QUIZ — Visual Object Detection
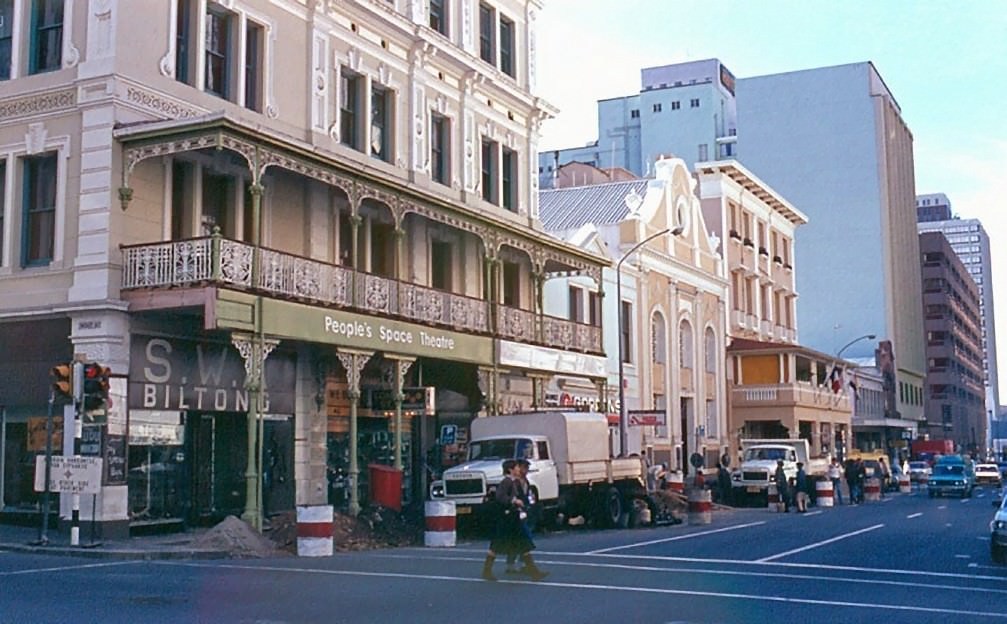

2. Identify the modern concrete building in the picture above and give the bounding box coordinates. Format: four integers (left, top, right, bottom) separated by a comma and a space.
735, 62, 926, 426
539, 157, 730, 475
917, 195, 999, 443
538, 58, 737, 188
919, 232, 986, 453
0, 0, 608, 534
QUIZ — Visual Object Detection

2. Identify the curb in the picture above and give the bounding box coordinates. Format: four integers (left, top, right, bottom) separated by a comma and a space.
0, 542, 231, 561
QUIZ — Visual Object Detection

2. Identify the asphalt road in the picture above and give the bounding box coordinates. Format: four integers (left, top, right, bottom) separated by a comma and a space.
2, 484, 1006, 624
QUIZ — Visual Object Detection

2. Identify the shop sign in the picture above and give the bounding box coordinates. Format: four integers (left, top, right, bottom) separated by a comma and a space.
556, 391, 620, 414
498, 340, 607, 378
214, 292, 494, 366
628, 409, 667, 427
129, 335, 295, 414
129, 411, 185, 446
107, 378, 127, 436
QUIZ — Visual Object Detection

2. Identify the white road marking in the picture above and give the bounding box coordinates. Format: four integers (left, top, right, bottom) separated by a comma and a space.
802, 511, 823, 517
939, 505, 947, 509
755, 524, 885, 563
440, 547, 1007, 582
585, 521, 766, 554
971, 563, 1007, 571
159, 561, 1007, 619
0, 561, 135, 577
374, 553, 1007, 596
979, 536, 992, 541
955, 555, 972, 559
907, 513, 923, 519
961, 499, 971, 504
881, 498, 893, 503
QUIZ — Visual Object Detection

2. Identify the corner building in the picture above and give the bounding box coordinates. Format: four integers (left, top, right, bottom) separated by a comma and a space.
0, 0, 606, 535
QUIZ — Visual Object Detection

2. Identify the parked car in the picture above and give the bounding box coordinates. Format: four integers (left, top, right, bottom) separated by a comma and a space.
976, 463, 1003, 487
908, 461, 932, 483
997, 462, 1007, 479
990, 494, 1007, 564
928, 455, 975, 498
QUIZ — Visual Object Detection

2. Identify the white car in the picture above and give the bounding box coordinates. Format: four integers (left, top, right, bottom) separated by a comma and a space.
976, 463, 1003, 487
907, 461, 931, 483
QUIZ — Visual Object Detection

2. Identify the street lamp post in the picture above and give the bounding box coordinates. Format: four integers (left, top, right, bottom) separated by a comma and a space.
836, 334, 877, 360
617, 225, 683, 457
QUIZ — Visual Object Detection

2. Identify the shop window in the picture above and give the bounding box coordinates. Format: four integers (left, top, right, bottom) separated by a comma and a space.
21, 153, 57, 266
30, 0, 63, 75
430, 239, 452, 290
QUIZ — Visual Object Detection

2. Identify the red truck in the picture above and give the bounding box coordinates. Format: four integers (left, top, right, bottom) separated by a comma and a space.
911, 439, 954, 463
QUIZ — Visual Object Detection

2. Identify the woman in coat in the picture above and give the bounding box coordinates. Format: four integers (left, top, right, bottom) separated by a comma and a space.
481, 460, 547, 581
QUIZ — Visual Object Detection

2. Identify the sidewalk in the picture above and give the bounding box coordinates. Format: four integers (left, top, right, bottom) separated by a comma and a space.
0, 522, 230, 560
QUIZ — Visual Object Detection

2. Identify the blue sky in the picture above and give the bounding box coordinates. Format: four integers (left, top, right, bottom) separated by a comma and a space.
536, 0, 1007, 402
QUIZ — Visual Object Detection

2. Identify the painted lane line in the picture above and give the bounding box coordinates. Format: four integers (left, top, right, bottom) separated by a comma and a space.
971, 563, 1007, 571
372, 553, 1007, 596
955, 555, 972, 559
939, 505, 947, 509
961, 499, 971, 503
802, 511, 823, 517
585, 521, 766, 554
0, 561, 136, 577
881, 498, 893, 503
434, 548, 1007, 582
907, 513, 923, 519
158, 561, 1007, 620
755, 524, 885, 563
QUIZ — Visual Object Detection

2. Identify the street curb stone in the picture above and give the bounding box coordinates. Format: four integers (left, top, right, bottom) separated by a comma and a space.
0, 542, 231, 561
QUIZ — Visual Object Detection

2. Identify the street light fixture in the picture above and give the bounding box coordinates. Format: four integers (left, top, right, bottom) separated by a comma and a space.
836, 334, 877, 360
617, 224, 684, 458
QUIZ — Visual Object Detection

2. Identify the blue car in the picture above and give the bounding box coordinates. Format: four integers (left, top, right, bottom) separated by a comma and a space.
928, 456, 975, 498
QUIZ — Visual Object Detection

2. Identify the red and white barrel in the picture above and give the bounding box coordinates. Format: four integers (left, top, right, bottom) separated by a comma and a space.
767, 483, 782, 512
688, 489, 712, 525
667, 471, 685, 493
898, 474, 911, 493
919, 472, 929, 486
816, 480, 834, 507
864, 478, 881, 501
424, 500, 457, 547
296, 505, 334, 557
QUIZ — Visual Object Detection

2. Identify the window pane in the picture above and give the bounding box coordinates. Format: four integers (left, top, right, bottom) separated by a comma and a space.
430, 114, 449, 185
23, 154, 57, 265
204, 11, 230, 98
175, 0, 191, 84
0, 0, 13, 80
479, 4, 494, 64
429, 0, 447, 35
244, 22, 262, 111
499, 17, 514, 77
371, 87, 391, 161
31, 0, 63, 74
501, 148, 516, 211
481, 140, 496, 204
341, 72, 358, 150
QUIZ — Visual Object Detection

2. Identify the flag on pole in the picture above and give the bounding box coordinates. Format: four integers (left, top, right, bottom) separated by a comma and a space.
828, 365, 843, 394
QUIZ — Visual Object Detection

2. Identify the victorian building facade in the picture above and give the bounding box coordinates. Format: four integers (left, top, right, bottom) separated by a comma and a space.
539, 158, 730, 474
0, 0, 607, 535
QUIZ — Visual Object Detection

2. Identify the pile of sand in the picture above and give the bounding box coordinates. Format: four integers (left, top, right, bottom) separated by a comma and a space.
192, 516, 286, 558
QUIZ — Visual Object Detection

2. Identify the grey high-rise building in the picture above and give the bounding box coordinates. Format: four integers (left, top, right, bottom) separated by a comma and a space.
917, 194, 1000, 443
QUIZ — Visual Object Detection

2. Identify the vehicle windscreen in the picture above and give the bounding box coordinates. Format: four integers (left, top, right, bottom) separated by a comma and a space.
933, 464, 964, 476
744, 448, 788, 461
469, 439, 517, 461
909, 462, 927, 470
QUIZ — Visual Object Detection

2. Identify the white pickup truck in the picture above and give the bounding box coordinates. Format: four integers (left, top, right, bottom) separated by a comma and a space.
731, 438, 830, 501
429, 411, 648, 528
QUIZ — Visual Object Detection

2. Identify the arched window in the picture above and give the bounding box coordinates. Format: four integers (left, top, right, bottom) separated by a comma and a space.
651, 312, 667, 364
705, 327, 717, 373
679, 320, 694, 369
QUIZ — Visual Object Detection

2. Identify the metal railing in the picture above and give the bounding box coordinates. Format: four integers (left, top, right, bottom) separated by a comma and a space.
121, 236, 601, 353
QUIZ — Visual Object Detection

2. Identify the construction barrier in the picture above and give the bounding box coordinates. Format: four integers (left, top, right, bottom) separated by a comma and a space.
767, 483, 784, 512
816, 480, 834, 507
688, 489, 712, 525
296, 505, 334, 557
898, 474, 911, 493
667, 471, 685, 493
424, 500, 457, 547
864, 478, 881, 501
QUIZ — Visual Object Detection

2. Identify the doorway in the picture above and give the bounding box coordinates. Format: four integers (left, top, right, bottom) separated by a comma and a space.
680, 397, 693, 474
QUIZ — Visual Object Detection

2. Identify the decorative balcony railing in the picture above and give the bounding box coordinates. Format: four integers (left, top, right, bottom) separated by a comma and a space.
121, 236, 600, 353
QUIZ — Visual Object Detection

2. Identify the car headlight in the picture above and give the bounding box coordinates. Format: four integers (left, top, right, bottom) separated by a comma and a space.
431, 484, 445, 498
992, 520, 1006, 531
732, 473, 741, 482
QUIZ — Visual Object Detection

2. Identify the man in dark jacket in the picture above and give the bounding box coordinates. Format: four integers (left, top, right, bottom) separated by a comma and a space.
774, 460, 789, 512
481, 459, 547, 582
795, 463, 809, 512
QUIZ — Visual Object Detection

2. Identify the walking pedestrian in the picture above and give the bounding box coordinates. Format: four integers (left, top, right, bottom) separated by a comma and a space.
854, 458, 867, 503
774, 460, 790, 512
717, 460, 733, 506
481, 459, 547, 582
844, 457, 859, 505
795, 463, 809, 512
877, 456, 890, 497
827, 458, 845, 505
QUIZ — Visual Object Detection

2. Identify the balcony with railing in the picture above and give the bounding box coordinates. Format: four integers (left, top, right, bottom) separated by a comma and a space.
121, 236, 602, 354
731, 383, 851, 411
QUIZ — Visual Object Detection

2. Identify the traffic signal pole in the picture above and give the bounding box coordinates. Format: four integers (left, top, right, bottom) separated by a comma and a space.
70, 361, 84, 547
37, 392, 55, 545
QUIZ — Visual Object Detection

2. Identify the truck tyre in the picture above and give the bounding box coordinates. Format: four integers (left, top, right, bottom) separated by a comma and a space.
595, 486, 623, 528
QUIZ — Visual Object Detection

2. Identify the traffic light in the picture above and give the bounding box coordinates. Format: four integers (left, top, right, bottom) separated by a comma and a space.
50, 363, 73, 399
82, 362, 112, 411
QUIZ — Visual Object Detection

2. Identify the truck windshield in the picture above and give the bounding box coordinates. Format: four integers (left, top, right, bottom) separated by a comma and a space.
469, 439, 518, 461
744, 448, 788, 461
934, 464, 964, 475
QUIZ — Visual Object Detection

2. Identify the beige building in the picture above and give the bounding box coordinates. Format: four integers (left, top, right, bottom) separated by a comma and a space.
541, 158, 730, 474
696, 160, 851, 460
0, 0, 608, 534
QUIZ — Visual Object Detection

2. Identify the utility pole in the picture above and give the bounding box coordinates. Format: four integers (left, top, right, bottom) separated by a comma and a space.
70, 359, 84, 547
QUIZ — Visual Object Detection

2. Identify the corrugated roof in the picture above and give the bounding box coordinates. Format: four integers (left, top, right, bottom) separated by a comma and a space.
539, 180, 651, 232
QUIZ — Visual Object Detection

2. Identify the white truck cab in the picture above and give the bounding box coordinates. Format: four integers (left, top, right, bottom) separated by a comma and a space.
731, 439, 828, 499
